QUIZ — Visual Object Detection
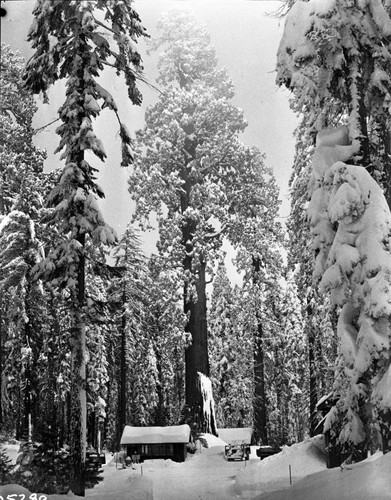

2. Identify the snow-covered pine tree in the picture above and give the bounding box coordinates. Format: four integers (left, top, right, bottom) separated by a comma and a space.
208, 261, 253, 428
23, 1, 147, 494
0, 212, 44, 440
0, 52, 72, 491
276, 274, 309, 444
34, 292, 72, 447
307, 127, 391, 458
0, 44, 47, 216
277, 0, 391, 459
208, 260, 237, 428
223, 145, 283, 445
277, 0, 391, 205
145, 255, 188, 426
84, 268, 110, 455
286, 112, 339, 436
111, 233, 187, 433
110, 226, 152, 442
0, 44, 50, 440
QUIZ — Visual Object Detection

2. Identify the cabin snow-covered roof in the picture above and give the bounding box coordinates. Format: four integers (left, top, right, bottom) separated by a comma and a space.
120, 424, 191, 445
218, 427, 252, 445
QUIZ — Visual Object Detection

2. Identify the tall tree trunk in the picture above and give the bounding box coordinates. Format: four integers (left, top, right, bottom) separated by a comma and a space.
174, 344, 184, 415
118, 289, 127, 448
70, 232, 87, 495
383, 129, 391, 210
0, 293, 3, 429
23, 322, 32, 443
184, 257, 215, 433
306, 301, 318, 437
155, 346, 166, 425
379, 409, 391, 453
88, 410, 96, 449
253, 319, 268, 445
376, 122, 391, 441
252, 256, 268, 445
308, 330, 317, 437
180, 169, 216, 433
345, 54, 370, 168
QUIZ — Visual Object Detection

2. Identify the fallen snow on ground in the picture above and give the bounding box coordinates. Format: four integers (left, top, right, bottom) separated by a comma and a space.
234, 435, 327, 497
1, 436, 390, 500
253, 451, 391, 500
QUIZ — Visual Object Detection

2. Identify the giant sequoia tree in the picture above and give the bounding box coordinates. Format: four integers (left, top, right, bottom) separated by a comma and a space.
130, 11, 282, 433
23, 1, 146, 494
130, 11, 244, 433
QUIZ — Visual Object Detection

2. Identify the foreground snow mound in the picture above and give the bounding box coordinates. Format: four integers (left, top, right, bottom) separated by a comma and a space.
88, 474, 153, 500
234, 436, 326, 496
253, 451, 391, 500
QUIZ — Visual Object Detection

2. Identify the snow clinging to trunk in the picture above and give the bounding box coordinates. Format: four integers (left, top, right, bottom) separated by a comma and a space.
198, 372, 217, 435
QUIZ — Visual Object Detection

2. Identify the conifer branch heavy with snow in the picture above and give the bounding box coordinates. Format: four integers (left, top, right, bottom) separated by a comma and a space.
307, 126, 391, 456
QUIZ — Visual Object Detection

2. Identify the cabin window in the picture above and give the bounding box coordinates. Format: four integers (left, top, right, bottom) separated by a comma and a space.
140, 444, 174, 456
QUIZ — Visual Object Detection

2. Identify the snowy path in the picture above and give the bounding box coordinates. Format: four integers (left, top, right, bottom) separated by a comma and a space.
88, 447, 259, 500
150, 447, 250, 500
87, 437, 329, 500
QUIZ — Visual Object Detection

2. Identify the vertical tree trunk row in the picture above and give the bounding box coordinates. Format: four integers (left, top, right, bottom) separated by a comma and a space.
253, 320, 268, 445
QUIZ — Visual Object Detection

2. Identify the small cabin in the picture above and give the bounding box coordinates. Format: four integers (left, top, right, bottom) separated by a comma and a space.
218, 427, 253, 446
120, 424, 191, 463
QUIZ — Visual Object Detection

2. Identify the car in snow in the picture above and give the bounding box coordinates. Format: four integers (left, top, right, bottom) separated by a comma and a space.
224, 443, 250, 461
256, 445, 281, 460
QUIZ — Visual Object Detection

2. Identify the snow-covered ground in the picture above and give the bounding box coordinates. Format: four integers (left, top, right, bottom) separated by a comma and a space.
1, 435, 390, 499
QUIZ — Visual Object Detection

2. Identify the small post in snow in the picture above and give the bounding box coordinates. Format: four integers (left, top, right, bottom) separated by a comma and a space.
289, 464, 292, 485
141, 465, 143, 476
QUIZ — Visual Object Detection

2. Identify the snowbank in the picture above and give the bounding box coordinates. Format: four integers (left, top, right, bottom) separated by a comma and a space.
87, 474, 153, 500
234, 435, 326, 496
252, 451, 391, 500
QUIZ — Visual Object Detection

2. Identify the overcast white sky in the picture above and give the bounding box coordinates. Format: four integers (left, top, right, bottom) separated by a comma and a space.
1, 0, 298, 256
